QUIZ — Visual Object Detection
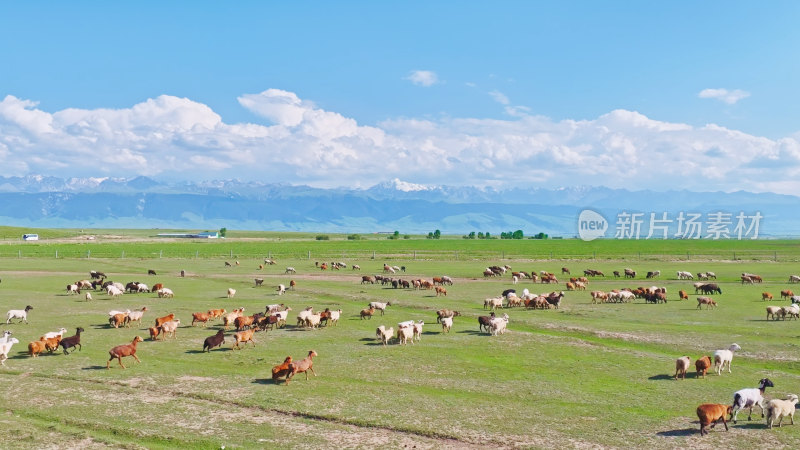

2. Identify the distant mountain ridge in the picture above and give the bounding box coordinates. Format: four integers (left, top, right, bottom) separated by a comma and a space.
0, 176, 797, 237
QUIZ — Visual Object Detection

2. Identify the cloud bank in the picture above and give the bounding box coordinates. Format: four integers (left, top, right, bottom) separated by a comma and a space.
698, 88, 751, 105
0, 90, 798, 195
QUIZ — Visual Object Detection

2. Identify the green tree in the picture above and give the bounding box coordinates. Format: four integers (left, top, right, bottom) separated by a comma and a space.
477, 232, 484, 239
434, 229, 441, 239
218, 227, 227, 237
512, 230, 524, 239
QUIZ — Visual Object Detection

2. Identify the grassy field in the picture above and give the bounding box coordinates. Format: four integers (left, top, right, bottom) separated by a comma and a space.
1, 235, 800, 449
2, 226, 800, 262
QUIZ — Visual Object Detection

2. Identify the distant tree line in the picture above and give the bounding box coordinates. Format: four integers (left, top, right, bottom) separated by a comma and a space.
462, 230, 548, 240
462, 231, 493, 239
316, 229, 548, 240
500, 230, 525, 239
426, 229, 441, 239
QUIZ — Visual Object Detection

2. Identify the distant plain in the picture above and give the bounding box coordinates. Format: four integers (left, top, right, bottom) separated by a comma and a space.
0, 229, 799, 448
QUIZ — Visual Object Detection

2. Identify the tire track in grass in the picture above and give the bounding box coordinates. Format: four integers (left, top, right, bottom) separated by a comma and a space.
0, 371, 490, 449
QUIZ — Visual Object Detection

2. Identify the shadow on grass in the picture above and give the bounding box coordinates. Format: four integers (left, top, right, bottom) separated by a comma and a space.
652, 370, 711, 380
656, 428, 696, 437
82, 365, 108, 370
458, 330, 484, 335
185, 348, 231, 354
9, 352, 34, 360
252, 378, 275, 385
648, 374, 675, 380
285, 327, 317, 332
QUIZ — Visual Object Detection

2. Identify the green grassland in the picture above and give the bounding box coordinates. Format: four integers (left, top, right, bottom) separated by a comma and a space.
2, 226, 800, 262
1, 234, 800, 448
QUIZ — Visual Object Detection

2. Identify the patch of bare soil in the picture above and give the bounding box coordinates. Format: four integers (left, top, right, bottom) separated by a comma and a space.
44, 436, 118, 450
645, 416, 792, 449
537, 322, 671, 345
137, 386, 486, 449
176, 375, 214, 383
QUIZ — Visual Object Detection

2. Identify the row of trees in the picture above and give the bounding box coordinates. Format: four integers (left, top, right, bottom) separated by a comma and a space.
462, 231, 493, 239
222, 227, 546, 241
424, 230, 551, 239
499, 230, 524, 239
461, 230, 549, 240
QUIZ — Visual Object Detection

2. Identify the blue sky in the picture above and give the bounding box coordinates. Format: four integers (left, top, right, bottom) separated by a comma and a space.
1, 2, 799, 194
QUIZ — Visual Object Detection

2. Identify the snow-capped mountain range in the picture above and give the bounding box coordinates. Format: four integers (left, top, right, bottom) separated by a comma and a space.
0, 175, 797, 237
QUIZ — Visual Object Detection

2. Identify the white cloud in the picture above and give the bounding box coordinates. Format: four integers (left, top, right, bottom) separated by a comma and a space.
489, 90, 509, 105
0, 91, 798, 195
0, 95, 54, 134
698, 88, 751, 105
406, 70, 438, 87
238, 89, 307, 127
504, 105, 531, 117
488, 90, 531, 117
